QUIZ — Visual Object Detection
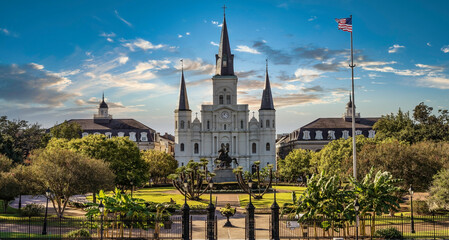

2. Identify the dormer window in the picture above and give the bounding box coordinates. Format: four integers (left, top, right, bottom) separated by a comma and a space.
129, 132, 136, 141
105, 132, 112, 139
368, 130, 376, 138
82, 132, 89, 138
303, 131, 311, 140
328, 130, 336, 140
342, 130, 349, 139
140, 132, 148, 142
355, 130, 363, 136
315, 131, 323, 140
118, 132, 125, 137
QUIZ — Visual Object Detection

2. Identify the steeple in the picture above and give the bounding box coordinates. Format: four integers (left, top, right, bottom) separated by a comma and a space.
215, 5, 234, 76
178, 61, 190, 111
99, 92, 108, 109
260, 59, 275, 110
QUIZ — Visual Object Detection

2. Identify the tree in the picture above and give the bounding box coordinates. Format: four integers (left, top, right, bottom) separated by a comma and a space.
314, 135, 374, 177
0, 116, 46, 163
46, 135, 149, 190
0, 171, 20, 213
351, 168, 402, 236
355, 139, 447, 191
278, 149, 312, 183
27, 148, 115, 217
234, 161, 274, 199
0, 154, 12, 172
428, 168, 449, 210
373, 109, 416, 143
50, 121, 82, 140
168, 159, 213, 200
141, 150, 177, 184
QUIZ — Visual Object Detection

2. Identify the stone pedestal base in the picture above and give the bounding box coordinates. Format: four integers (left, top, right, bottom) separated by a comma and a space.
212, 168, 236, 183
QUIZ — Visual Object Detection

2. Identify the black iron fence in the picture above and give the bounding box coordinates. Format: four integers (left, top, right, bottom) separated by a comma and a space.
0, 216, 187, 239
277, 214, 449, 239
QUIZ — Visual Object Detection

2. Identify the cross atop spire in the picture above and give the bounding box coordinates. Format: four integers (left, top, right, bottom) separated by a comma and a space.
222, 4, 227, 16
215, 6, 234, 76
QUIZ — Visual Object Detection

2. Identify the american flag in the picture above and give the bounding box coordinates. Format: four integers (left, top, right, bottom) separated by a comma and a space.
335, 17, 352, 32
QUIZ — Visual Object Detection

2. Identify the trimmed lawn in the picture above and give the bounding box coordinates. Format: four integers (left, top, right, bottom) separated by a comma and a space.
238, 186, 306, 208
0, 232, 58, 238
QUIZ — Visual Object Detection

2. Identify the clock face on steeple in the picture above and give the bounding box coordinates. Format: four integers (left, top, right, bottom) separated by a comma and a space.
221, 111, 230, 119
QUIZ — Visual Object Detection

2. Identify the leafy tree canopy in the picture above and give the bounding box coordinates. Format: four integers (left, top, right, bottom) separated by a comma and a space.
141, 150, 177, 184
278, 148, 313, 183
428, 168, 449, 211
50, 121, 82, 140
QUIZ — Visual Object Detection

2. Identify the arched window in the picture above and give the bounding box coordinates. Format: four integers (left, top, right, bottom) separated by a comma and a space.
207, 120, 210, 130
226, 95, 231, 104
252, 143, 257, 154
194, 143, 199, 154
266, 120, 270, 128
175, 121, 177, 130
240, 120, 244, 129
219, 95, 224, 104
266, 143, 270, 151
260, 121, 263, 128
180, 120, 185, 129
180, 143, 185, 151
224, 124, 227, 130
82, 132, 89, 138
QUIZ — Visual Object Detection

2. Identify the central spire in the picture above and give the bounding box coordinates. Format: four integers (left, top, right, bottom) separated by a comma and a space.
215, 5, 234, 76
178, 60, 190, 111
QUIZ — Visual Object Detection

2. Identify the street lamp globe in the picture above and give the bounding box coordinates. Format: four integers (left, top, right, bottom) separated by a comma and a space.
248, 178, 253, 188
99, 201, 105, 213
354, 199, 360, 212
209, 179, 214, 189
409, 185, 414, 196
183, 179, 188, 189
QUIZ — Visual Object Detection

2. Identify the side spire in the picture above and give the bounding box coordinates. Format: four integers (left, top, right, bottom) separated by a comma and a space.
215, 5, 234, 76
260, 59, 275, 110
178, 60, 190, 111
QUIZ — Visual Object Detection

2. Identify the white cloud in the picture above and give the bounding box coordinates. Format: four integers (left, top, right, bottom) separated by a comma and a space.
0, 28, 10, 35
174, 58, 214, 75
118, 56, 129, 64
308, 16, 317, 21
417, 76, 449, 89
388, 44, 405, 53
100, 32, 116, 38
210, 41, 219, 47
30, 63, 44, 70
211, 21, 223, 27
178, 34, 183, 38
427, 42, 432, 47
122, 38, 167, 51
441, 45, 449, 53
186, 32, 190, 36
114, 10, 133, 27
294, 68, 322, 83
235, 45, 261, 54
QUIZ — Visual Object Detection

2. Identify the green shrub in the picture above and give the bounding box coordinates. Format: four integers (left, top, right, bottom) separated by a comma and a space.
67, 229, 91, 239
374, 227, 402, 239
20, 204, 44, 217
415, 200, 430, 214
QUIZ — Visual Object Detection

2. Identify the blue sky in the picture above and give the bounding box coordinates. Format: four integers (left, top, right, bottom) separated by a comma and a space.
1, 0, 449, 134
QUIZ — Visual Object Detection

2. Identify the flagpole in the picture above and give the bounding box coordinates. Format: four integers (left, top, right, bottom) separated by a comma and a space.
349, 14, 357, 181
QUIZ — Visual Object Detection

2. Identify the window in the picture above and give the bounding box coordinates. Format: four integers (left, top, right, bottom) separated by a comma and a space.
223, 54, 228, 67
260, 121, 263, 128
241, 120, 244, 129
105, 132, 112, 139
180, 143, 185, 151
207, 120, 210, 130
315, 131, 323, 140
175, 121, 177, 130
129, 132, 136, 141
140, 132, 148, 141
219, 95, 224, 104
266, 143, 270, 151
368, 130, 376, 138
94, 132, 100, 135
355, 130, 363, 136
328, 130, 336, 140
82, 132, 89, 138
273, 120, 275, 128
266, 120, 270, 128
224, 124, 227, 130
180, 120, 185, 129
303, 131, 311, 140
194, 143, 199, 154
118, 132, 125, 137
252, 143, 257, 154
342, 130, 349, 139
226, 95, 231, 104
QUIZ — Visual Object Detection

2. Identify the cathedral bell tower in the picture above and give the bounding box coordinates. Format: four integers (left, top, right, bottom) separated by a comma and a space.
174, 62, 192, 163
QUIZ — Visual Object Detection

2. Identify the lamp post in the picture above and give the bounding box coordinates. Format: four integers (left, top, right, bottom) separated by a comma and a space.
355, 198, 360, 240
409, 185, 415, 234
42, 187, 51, 235
99, 201, 105, 240
182, 179, 190, 240
207, 179, 215, 240
246, 178, 255, 240
271, 175, 280, 240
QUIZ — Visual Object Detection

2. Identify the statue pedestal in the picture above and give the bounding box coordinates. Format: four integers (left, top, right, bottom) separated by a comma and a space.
212, 168, 236, 183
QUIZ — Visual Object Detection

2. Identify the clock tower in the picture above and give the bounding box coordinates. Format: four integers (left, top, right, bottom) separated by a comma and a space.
174, 9, 276, 172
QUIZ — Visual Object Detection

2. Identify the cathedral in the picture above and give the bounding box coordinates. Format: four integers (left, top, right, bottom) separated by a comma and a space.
174, 12, 276, 171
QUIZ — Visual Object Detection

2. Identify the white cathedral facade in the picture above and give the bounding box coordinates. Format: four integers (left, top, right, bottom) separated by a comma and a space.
174, 13, 276, 172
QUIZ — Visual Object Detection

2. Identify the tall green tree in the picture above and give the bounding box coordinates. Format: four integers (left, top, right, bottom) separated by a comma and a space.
428, 168, 449, 210
46, 135, 149, 190
0, 154, 12, 172
141, 150, 177, 184
0, 171, 20, 213
0, 116, 46, 163
278, 149, 312, 183
27, 148, 115, 217
50, 121, 82, 140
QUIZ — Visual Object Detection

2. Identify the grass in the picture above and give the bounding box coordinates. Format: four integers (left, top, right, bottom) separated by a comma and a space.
0, 232, 59, 238
238, 186, 306, 208
86, 186, 209, 207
